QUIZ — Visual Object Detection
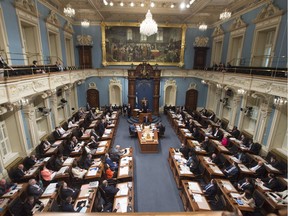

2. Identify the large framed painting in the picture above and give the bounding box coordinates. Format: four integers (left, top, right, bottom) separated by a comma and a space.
101, 22, 187, 67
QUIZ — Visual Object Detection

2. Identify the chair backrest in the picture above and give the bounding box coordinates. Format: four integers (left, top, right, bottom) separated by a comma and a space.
8, 197, 24, 216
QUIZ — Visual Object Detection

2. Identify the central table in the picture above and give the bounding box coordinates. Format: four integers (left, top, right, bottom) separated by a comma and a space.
137, 131, 159, 153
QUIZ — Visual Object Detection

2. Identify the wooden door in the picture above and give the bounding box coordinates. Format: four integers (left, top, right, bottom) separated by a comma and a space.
77, 45, 92, 69
87, 89, 99, 109
185, 89, 198, 113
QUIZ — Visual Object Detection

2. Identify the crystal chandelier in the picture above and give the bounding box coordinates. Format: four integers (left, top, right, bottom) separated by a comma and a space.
81, 19, 90, 28
140, 10, 158, 37
219, 8, 231, 20
274, 97, 287, 106
64, 4, 75, 17
199, 23, 207, 31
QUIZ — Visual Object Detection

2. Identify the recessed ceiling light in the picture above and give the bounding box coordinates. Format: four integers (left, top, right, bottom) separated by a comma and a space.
109, 1, 114, 6
186, 4, 190, 8
180, 2, 185, 9
130, 2, 134, 7
120, 2, 124, 6
103, 0, 108, 5
190, 0, 195, 4
140, 2, 144, 7
150, 2, 155, 8
170, 3, 174, 8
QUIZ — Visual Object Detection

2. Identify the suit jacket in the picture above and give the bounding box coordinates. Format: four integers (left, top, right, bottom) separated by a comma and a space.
53, 130, 61, 140
211, 156, 221, 167
23, 157, 36, 170
103, 185, 119, 197
263, 178, 279, 191
62, 202, 76, 212
204, 183, 217, 197
180, 147, 189, 159
83, 158, 93, 170
28, 184, 43, 198
225, 165, 239, 177
13, 168, 25, 181
61, 188, 77, 200
235, 153, 248, 164
191, 130, 199, 139
231, 130, 240, 139
254, 165, 266, 178
201, 141, 209, 152
213, 129, 223, 140
98, 123, 105, 137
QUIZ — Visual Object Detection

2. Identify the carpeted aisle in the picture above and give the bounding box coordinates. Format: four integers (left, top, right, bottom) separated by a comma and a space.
113, 114, 184, 212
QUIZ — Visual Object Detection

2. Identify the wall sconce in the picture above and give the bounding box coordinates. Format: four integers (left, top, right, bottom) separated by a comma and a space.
201, 80, 208, 84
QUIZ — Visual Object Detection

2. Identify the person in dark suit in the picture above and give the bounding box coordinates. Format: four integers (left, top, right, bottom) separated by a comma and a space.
101, 180, 119, 198
186, 119, 194, 132
27, 179, 43, 199
23, 155, 37, 170
213, 127, 223, 140
54, 154, 64, 171
60, 182, 78, 200
224, 162, 239, 178
87, 136, 98, 149
12, 164, 26, 181
203, 179, 217, 199
0, 178, 16, 197
236, 177, 254, 193
90, 129, 100, 141
127, 104, 132, 118
248, 141, 260, 154
230, 126, 240, 139
250, 161, 266, 178
191, 127, 199, 140
23, 196, 43, 216
200, 136, 210, 152
210, 153, 222, 167
62, 196, 77, 212
62, 141, 74, 157
234, 151, 248, 164
83, 154, 93, 170
239, 135, 249, 147
179, 143, 190, 159
32, 60, 45, 74
261, 173, 280, 191
269, 156, 281, 170
98, 119, 106, 137
53, 127, 62, 140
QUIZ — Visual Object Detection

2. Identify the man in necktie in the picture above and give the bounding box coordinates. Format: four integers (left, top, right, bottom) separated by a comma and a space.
224, 162, 239, 178
250, 161, 266, 178
203, 179, 217, 199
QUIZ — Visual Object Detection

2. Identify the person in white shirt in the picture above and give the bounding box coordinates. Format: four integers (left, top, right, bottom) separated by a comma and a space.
68, 118, 78, 129
58, 126, 66, 135
71, 162, 87, 179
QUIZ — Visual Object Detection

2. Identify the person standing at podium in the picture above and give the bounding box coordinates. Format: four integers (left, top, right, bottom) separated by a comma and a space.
141, 97, 148, 113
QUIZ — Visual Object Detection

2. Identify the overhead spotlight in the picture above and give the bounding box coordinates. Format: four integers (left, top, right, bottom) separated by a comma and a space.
130, 2, 134, 7
120, 2, 124, 6
189, 0, 195, 4
180, 2, 186, 9
109, 1, 113, 6
140, 2, 144, 7
186, 4, 190, 8
103, 0, 108, 6
170, 3, 174, 8
150, 2, 155, 7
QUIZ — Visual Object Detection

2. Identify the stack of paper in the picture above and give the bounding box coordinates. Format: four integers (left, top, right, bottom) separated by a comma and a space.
114, 197, 128, 213
87, 167, 98, 176
193, 193, 203, 202
119, 166, 129, 176
63, 157, 74, 166
116, 184, 129, 196
88, 181, 99, 188
56, 166, 68, 176
96, 147, 105, 153
180, 165, 192, 174
98, 141, 107, 146
185, 133, 192, 137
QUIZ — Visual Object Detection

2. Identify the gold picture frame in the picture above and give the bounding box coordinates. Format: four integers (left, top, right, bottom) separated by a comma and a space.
101, 22, 187, 67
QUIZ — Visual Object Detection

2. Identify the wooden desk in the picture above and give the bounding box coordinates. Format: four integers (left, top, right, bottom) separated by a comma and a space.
215, 179, 254, 212
87, 120, 99, 129
74, 186, 97, 213
187, 140, 208, 155
137, 131, 159, 153
210, 140, 231, 154
180, 180, 211, 211
84, 159, 103, 180
93, 140, 111, 157
117, 156, 133, 181
172, 119, 186, 135
168, 148, 195, 189
198, 156, 224, 181
139, 112, 152, 123
101, 128, 114, 141
264, 191, 288, 210
179, 128, 195, 145
114, 182, 134, 213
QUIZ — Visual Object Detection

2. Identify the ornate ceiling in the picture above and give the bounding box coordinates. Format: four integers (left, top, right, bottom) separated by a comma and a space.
46, 0, 262, 25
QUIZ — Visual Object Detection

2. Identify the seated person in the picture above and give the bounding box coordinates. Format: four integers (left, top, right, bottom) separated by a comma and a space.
186, 118, 194, 132
109, 145, 124, 162
203, 179, 217, 199
191, 127, 199, 140
200, 136, 210, 152
105, 153, 118, 171
101, 180, 119, 198
62, 196, 77, 212
27, 179, 43, 199
55, 60, 64, 71
62, 141, 74, 157
23, 196, 43, 216
53, 127, 62, 140
11, 164, 26, 181
230, 126, 240, 139
268, 156, 281, 169
68, 117, 78, 129
54, 154, 64, 171
129, 124, 137, 133
32, 60, 45, 74
256, 173, 280, 191
234, 150, 248, 164
87, 136, 98, 149
90, 129, 100, 141
37, 140, 51, 157
215, 119, 222, 127
213, 127, 223, 140
206, 124, 214, 135
83, 153, 94, 170
186, 152, 199, 173
23, 155, 37, 170
208, 112, 215, 121
179, 143, 190, 159
157, 122, 165, 135
221, 134, 229, 147
58, 126, 66, 135
40, 163, 55, 182
236, 177, 254, 192
199, 107, 207, 116
224, 162, 239, 178
105, 164, 117, 179
237, 190, 256, 208
0, 178, 16, 197
71, 161, 87, 179
239, 135, 248, 147
210, 153, 222, 167
60, 181, 78, 200
250, 161, 266, 178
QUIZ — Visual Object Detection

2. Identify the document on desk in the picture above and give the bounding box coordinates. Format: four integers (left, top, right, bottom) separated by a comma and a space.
25, 167, 38, 176
239, 164, 250, 172
174, 155, 182, 161
63, 157, 74, 166
56, 166, 69, 176
192, 140, 200, 145
39, 198, 50, 206
0, 198, 9, 209
188, 182, 202, 193
116, 183, 129, 196
230, 156, 241, 164
210, 165, 223, 174
120, 157, 131, 166
98, 141, 107, 147
193, 193, 203, 202
96, 147, 105, 153
230, 192, 240, 198
180, 165, 192, 174
78, 188, 90, 198
42, 183, 58, 196
265, 163, 279, 172
87, 167, 99, 176
104, 129, 112, 134
182, 129, 189, 132
119, 166, 129, 176
221, 181, 233, 191
185, 132, 192, 137
2, 188, 19, 198
114, 196, 128, 213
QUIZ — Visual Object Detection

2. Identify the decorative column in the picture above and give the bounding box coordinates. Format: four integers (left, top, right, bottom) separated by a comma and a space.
214, 87, 222, 115
237, 94, 247, 130
153, 69, 160, 116
218, 90, 226, 118
50, 91, 58, 127
22, 104, 38, 149
254, 102, 271, 143
66, 86, 73, 117
128, 70, 136, 108
228, 95, 242, 129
